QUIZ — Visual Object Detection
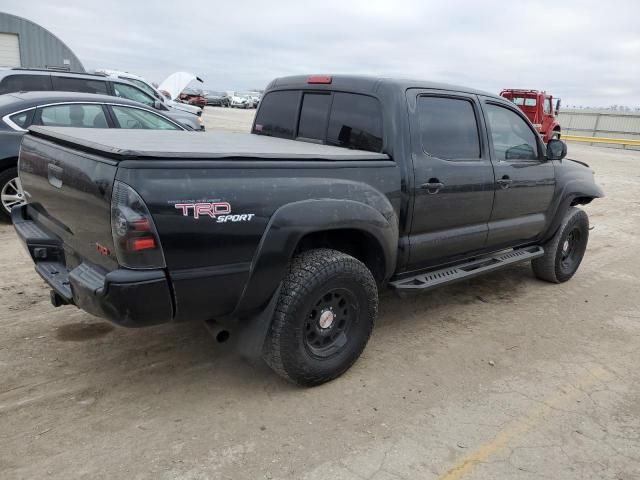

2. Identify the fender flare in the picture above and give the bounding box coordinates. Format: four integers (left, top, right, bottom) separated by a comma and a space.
233, 198, 398, 315
542, 178, 604, 242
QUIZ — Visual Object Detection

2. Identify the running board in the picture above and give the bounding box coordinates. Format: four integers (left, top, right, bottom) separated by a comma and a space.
390, 246, 544, 295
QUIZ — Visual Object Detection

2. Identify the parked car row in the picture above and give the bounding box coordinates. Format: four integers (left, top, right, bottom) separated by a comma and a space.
0, 68, 203, 221
202, 90, 262, 109
229, 91, 261, 109
0, 68, 204, 131
205, 91, 231, 107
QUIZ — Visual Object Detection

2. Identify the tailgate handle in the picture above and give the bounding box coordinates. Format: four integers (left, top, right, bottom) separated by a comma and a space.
48, 164, 63, 189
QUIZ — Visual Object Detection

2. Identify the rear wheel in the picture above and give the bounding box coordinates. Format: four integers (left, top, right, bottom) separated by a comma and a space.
0, 167, 24, 222
263, 248, 378, 386
532, 207, 589, 283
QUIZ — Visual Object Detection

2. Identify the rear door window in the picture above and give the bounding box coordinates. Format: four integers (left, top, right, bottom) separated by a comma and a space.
417, 96, 481, 160
113, 82, 155, 107
111, 106, 180, 130
297, 93, 331, 141
0, 74, 52, 94
38, 104, 109, 128
326, 93, 382, 152
253, 90, 299, 139
51, 76, 109, 95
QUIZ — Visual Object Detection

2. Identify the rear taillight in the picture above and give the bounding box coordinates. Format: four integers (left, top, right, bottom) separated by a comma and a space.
111, 181, 166, 269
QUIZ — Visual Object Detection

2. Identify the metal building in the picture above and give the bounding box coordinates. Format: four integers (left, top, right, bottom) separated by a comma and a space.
0, 12, 84, 72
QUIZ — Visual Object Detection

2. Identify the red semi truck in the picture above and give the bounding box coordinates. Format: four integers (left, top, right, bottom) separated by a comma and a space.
500, 89, 561, 143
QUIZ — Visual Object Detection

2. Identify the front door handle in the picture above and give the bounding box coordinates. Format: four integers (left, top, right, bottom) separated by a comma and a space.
497, 175, 512, 189
421, 180, 444, 194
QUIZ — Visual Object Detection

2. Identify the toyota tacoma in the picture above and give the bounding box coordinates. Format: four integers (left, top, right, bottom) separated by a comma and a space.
13, 75, 603, 386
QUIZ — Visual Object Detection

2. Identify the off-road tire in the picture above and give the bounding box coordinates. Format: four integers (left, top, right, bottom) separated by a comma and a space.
263, 248, 378, 386
532, 207, 589, 283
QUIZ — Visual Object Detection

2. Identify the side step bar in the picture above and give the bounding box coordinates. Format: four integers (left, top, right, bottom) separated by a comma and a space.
390, 246, 544, 295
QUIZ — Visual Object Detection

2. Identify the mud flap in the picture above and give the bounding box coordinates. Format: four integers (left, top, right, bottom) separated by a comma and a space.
233, 283, 282, 360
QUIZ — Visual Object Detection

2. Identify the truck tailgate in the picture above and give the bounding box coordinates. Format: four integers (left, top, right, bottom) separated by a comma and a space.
18, 132, 118, 272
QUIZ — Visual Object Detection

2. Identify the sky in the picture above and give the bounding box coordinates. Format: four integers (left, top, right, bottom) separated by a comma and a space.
3, 0, 639, 107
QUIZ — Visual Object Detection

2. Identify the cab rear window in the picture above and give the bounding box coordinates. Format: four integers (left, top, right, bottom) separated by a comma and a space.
253, 90, 299, 139
326, 93, 382, 152
254, 90, 383, 152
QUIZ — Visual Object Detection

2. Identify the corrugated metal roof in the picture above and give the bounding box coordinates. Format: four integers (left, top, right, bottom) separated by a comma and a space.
0, 12, 84, 71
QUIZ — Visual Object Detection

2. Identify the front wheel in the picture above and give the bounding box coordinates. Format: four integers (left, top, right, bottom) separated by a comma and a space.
263, 248, 378, 386
532, 207, 589, 283
0, 167, 25, 222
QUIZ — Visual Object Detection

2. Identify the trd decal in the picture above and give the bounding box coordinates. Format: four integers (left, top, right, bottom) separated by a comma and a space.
175, 202, 231, 219
174, 202, 255, 223
95, 243, 111, 256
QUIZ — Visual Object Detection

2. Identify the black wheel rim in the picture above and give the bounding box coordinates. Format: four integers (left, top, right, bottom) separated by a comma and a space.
560, 227, 582, 271
304, 288, 356, 359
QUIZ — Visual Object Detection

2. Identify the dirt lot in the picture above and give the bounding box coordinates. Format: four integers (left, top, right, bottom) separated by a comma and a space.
1, 107, 639, 479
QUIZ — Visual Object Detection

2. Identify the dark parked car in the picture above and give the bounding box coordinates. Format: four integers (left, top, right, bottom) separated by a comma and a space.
0, 91, 186, 220
179, 87, 207, 108
0, 68, 204, 131
205, 91, 230, 107
13, 75, 603, 386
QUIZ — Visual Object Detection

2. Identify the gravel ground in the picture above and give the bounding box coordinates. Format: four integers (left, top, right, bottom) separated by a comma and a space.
1, 108, 639, 480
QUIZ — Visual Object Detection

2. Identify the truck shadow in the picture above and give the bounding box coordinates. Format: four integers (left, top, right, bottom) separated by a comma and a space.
48, 263, 537, 394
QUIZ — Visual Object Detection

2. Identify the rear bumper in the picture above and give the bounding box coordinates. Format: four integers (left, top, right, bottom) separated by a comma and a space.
12, 206, 173, 327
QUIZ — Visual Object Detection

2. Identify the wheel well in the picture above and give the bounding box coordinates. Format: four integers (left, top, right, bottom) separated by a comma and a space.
294, 229, 386, 284
0, 157, 18, 172
570, 196, 593, 206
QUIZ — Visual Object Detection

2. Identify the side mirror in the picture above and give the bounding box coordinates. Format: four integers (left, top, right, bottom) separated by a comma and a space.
546, 139, 567, 161
555, 98, 561, 115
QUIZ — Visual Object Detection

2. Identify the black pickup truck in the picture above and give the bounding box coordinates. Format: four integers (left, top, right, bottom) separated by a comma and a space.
13, 75, 603, 386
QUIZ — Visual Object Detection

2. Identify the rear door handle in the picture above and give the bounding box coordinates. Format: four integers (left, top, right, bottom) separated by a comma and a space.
420, 181, 444, 194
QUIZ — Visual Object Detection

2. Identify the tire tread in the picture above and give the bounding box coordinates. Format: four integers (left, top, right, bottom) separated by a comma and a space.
263, 248, 377, 386
532, 207, 589, 283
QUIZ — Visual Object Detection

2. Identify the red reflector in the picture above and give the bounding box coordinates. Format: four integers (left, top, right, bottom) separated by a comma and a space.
131, 218, 151, 231
307, 75, 332, 84
130, 237, 156, 251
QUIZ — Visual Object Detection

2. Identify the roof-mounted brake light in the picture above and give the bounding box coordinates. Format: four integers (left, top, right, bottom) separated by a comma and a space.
307, 75, 332, 84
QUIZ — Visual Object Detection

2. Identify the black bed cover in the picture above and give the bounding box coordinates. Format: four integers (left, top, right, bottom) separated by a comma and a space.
27, 126, 389, 161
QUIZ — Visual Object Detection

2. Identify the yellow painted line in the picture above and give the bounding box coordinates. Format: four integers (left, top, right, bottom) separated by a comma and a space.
563, 134, 640, 146
437, 366, 609, 480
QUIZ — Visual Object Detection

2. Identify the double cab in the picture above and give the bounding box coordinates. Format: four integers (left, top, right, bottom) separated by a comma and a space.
13, 75, 603, 386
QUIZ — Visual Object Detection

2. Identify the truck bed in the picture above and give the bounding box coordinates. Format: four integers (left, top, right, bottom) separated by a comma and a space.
27, 126, 390, 161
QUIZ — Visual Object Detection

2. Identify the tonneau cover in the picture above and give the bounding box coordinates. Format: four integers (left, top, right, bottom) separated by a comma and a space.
27, 126, 389, 161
